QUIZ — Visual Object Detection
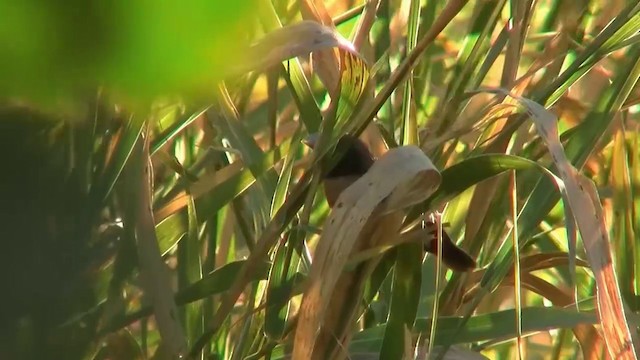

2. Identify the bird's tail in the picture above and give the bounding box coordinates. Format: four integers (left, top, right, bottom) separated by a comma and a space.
424, 222, 476, 272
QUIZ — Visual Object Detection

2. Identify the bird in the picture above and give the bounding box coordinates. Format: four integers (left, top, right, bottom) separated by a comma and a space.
303, 133, 476, 272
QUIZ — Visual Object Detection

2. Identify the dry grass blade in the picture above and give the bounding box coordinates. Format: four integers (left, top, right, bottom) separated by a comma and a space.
581, 178, 638, 359
299, 0, 341, 95
293, 146, 441, 359
130, 128, 187, 357
154, 161, 245, 222
467, 252, 590, 285
352, 0, 382, 50
298, 0, 334, 29
486, 89, 638, 359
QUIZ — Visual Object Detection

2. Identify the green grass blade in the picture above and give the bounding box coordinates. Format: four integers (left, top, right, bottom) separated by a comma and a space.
95, 116, 144, 203
178, 196, 204, 350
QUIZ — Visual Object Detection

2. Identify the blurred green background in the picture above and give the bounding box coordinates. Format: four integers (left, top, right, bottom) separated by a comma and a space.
0, 1, 256, 107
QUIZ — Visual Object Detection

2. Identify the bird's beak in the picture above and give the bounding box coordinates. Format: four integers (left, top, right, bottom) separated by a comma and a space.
302, 133, 320, 149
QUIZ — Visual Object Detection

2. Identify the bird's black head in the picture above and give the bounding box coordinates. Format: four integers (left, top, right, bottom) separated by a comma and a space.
304, 134, 374, 179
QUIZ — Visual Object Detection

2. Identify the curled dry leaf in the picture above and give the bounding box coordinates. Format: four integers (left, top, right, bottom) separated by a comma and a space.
232, 20, 357, 77
229, 20, 370, 114
480, 87, 638, 359
292, 145, 441, 360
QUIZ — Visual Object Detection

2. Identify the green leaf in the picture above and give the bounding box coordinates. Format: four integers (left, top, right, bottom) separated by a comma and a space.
379, 242, 422, 359
95, 116, 144, 204
405, 154, 541, 225
354, 307, 597, 352
101, 260, 271, 334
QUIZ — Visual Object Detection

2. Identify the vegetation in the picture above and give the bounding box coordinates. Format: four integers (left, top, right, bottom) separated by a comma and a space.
1, 0, 639, 359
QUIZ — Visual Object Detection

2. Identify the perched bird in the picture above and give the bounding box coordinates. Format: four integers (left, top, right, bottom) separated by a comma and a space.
304, 133, 476, 272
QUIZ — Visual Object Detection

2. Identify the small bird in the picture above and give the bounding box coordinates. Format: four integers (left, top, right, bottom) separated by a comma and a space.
304, 133, 476, 272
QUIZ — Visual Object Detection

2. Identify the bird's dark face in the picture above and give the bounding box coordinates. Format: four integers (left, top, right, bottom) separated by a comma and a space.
303, 134, 374, 179
325, 135, 374, 178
